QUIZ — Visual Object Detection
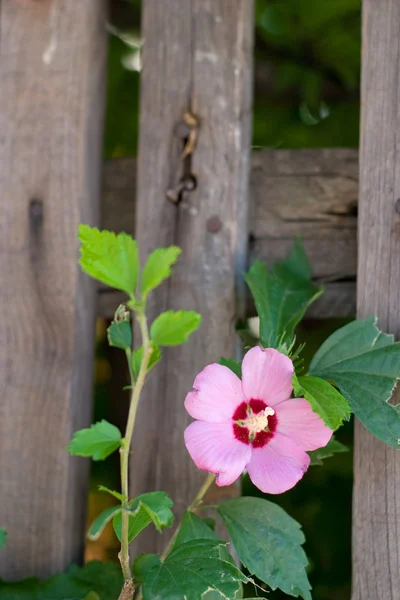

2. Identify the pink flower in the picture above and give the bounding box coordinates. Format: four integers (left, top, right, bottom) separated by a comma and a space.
184, 347, 333, 494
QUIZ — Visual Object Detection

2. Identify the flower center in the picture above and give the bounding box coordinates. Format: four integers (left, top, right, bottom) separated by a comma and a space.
232, 399, 278, 448
244, 407, 275, 435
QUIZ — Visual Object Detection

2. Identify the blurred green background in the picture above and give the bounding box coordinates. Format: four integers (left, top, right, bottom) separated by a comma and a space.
91, 1, 360, 598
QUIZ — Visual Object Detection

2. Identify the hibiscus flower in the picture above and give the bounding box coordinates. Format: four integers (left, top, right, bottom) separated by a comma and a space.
184, 346, 332, 494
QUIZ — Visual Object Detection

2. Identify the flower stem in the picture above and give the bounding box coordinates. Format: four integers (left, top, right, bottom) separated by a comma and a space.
118, 312, 152, 597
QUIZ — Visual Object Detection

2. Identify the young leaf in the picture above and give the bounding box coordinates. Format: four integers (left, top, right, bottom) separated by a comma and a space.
67, 420, 122, 461
107, 320, 132, 350
141, 246, 182, 296
113, 491, 174, 543
309, 317, 400, 448
98, 485, 127, 503
150, 310, 202, 346
88, 506, 122, 541
132, 342, 161, 378
245, 239, 322, 348
219, 357, 242, 379
293, 374, 351, 430
0, 529, 6, 550
132, 540, 247, 600
218, 497, 311, 600
78, 225, 139, 295
308, 437, 349, 466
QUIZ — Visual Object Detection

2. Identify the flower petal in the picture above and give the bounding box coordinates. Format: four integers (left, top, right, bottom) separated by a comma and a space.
242, 347, 294, 406
247, 433, 310, 494
275, 398, 333, 451
184, 421, 252, 486
185, 364, 246, 423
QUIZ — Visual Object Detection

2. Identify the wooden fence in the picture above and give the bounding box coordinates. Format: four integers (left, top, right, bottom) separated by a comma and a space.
0, 1, 397, 599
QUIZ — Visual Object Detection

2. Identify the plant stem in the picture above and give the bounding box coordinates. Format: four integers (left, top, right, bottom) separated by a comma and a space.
118, 313, 152, 595
160, 472, 216, 562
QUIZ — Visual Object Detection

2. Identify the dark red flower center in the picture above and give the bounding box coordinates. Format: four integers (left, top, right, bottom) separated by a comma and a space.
232, 399, 277, 449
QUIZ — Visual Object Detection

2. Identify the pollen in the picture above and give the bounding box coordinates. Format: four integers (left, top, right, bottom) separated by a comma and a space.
245, 407, 275, 435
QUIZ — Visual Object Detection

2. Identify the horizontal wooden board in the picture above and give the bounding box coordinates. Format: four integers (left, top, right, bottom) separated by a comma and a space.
101, 148, 358, 319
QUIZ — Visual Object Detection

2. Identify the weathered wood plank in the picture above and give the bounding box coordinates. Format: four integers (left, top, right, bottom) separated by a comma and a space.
126, 0, 254, 555
101, 149, 358, 319
0, 1, 108, 579
352, 2, 400, 599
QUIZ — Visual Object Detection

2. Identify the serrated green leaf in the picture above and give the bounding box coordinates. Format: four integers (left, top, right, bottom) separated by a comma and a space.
87, 506, 122, 541
141, 246, 181, 296
218, 497, 311, 600
0, 561, 123, 599
293, 374, 350, 430
308, 437, 349, 466
133, 540, 247, 600
219, 358, 242, 378
113, 491, 174, 543
67, 420, 122, 461
150, 310, 202, 346
78, 225, 139, 295
132, 342, 161, 378
173, 512, 237, 571
132, 554, 161, 585
107, 320, 132, 350
174, 512, 218, 548
309, 317, 400, 448
245, 239, 322, 348
98, 486, 127, 503
0, 529, 6, 550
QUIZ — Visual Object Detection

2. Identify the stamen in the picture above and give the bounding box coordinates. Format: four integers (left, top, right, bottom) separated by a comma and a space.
245, 407, 275, 435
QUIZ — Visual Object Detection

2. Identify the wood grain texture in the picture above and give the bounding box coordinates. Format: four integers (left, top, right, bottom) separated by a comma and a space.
100, 149, 358, 319
352, 1, 400, 599
128, 0, 254, 555
0, 0, 107, 579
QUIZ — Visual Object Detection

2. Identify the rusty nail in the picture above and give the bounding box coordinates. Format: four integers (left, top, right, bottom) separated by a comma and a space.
206, 216, 222, 234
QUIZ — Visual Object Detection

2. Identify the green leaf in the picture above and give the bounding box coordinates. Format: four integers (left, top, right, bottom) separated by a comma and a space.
98, 485, 127, 503
132, 342, 161, 378
133, 540, 247, 600
0, 561, 123, 599
0, 529, 6, 550
133, 554, 161, 585
113, 491, 174, 543
173, 512, 237, 571
218, 497, 311, 600
141, 246, 182, 296
150, 310, 202, 346
87, 506, 122, 541
174, 511, 218, 547
67, 420, 122, 461
245, 239, 322, 348
219, 358, 242, 379
293, 374, 351, 430
309, 317, 400, 448
107, 320, 132, 350
308, 437, 349, 466
78, 225, 139, 295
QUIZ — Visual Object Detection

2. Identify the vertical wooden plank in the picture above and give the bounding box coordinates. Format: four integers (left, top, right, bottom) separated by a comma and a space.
132, 0, 254, 554
353, 1, 400, 598
0, 0, 108, 579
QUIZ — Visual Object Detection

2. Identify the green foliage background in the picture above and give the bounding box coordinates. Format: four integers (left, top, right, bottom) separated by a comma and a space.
98, 1, 360, 598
